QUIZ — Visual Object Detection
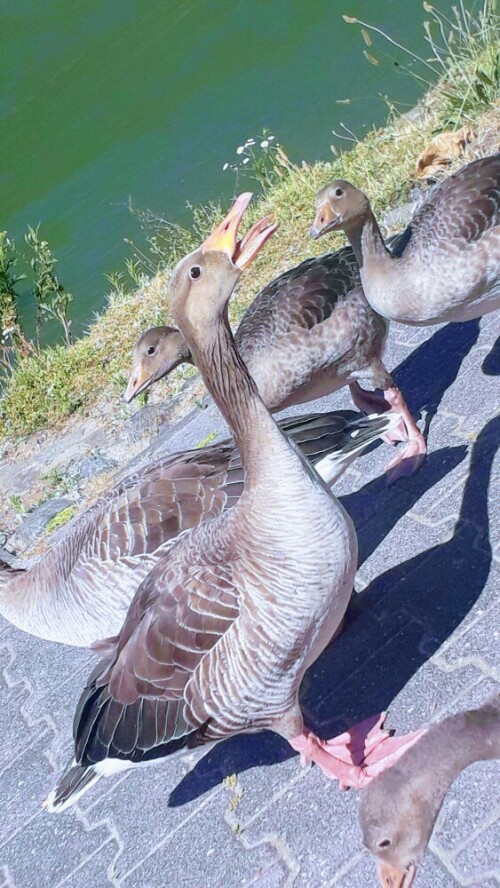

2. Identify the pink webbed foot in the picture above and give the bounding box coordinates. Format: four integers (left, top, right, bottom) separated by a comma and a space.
348, 384, 409, 446
349, 383, 426, 479
289, 713, 426, 790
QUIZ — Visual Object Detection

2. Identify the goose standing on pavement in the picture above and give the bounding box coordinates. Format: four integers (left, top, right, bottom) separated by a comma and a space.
46, 195, 419, 812
311, 153, 500, 325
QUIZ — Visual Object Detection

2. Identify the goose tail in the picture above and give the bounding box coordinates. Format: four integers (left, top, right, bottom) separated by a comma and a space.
43, 759, 101, 813
314, 411, 401, 485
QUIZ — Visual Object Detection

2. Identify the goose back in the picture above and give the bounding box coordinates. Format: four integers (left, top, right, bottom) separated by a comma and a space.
367, 154, 500, 324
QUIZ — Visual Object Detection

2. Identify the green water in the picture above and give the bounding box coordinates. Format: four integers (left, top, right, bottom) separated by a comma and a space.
2, 0, 449, 341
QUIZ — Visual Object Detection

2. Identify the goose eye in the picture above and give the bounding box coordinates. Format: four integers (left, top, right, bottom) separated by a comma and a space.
189, 265, 202, 281
334, 187, 344, 198
377, 839, 391, 849
147, 346, 156, 356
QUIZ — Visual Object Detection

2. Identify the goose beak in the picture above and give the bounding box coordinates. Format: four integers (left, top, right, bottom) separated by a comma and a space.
202, 193, 279, 269
310, 202, 341, 239
124, 364, 153, 402
376, 861, 417, 888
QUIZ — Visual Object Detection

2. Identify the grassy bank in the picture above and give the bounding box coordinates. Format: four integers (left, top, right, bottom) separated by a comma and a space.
1, 0, 498, 439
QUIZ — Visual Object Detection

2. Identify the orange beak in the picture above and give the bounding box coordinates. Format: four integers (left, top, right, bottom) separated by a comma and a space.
310, 201, 341, 240
123, 363, 152, 403
376, 861, 417, 888
201, 193, 278, 269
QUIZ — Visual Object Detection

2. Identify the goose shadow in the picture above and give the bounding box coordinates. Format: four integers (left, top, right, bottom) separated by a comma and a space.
482, 334, 500, 375
388, 318, 481, 430
169, 434, 481, 807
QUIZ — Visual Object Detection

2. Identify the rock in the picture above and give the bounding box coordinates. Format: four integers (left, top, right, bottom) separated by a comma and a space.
6, 497, 76, 555
124, 403, 174, 443
68, 453, 118, 482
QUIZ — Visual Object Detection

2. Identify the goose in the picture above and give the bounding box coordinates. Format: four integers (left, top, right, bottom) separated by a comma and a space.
360, 692, 500, 887
310, 153, 500, 326
0, 408, 397, 648
45, 194, 419, 812
124, 243, 421, 474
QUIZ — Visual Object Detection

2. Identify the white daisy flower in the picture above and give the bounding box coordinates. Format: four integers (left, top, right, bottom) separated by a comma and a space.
222, 163, 229, 171
236, 146, 244, 155
260, 139, 269, 148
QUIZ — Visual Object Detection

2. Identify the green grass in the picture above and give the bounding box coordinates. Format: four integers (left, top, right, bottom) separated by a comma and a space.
0, 0, 498, 440
46, 506, 76, 533
196, 431, 219, 449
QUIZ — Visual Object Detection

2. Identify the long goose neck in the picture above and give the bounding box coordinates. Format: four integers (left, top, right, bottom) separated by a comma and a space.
187, 307, 288, 485
346, 210, 392, 270
422, 703, 500, 793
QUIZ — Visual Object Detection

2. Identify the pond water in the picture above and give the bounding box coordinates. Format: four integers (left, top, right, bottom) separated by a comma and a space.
2, 0, 451, 340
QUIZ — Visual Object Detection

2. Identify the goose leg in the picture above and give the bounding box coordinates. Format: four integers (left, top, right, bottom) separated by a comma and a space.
289, 713, 426, 789
382, 386, 426, 476
348, 383, 407, 444
349, 382, 426, 477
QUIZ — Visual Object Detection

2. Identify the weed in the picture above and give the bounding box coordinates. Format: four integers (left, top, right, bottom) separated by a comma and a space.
196, 431, 218, 448
344, 0, 499, 128
9, 494, 25, 516
25, 226, 74, 347
46, 506, 75, 533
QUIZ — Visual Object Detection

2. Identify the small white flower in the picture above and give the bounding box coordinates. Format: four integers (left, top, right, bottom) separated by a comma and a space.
242, 157, 250, 164
260, 139, 269, 148
222, 162, 229, 171
246, 138, 255, 146
236, 146, 244, 155
268, 135, 275, 141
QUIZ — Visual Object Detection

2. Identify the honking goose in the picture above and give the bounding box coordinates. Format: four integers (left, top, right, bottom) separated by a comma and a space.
46, 195, 418, 812
360, 692, 500, 887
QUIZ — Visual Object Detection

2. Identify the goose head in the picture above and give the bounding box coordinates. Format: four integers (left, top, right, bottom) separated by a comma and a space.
124, 326, 191, 402
359, 768, 436, 887
168, 192, 278, 334
310, 180, 369, 239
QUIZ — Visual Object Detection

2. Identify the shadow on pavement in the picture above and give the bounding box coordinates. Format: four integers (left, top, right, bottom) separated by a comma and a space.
390, 318, 481, 428
170, 416, 496, 807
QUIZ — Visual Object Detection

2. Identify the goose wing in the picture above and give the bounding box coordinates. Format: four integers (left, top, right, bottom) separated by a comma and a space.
236, 246, 359, 348
74, 534, 241, 766
70, 446, 237, 574
401, 153, 500, 261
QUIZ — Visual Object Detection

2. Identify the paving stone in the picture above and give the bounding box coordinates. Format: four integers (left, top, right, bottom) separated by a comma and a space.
75, 766, 225, 880
434, 601, 500, 674
450, 819, 500, 884
118, 791, 289, 888
0, 314, 498, 887
0, 812, 114, 888
0, 730, 55, 847
53, 839, 118, 888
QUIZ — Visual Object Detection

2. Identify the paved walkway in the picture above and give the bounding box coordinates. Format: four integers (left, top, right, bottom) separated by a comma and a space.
1, 313, 499, 887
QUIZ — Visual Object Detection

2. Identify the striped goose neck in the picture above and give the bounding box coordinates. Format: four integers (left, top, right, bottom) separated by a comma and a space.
346, 211, 392, 270
186, 308, 286, 483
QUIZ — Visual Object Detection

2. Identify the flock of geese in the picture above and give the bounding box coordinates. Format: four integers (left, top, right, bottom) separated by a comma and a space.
1, 153, 500, 887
